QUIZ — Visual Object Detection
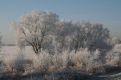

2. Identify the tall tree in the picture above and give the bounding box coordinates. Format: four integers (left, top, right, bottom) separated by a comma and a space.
11, 11, 59, 54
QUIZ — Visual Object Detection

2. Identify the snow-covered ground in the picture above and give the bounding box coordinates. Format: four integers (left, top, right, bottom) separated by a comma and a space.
0, 46, 19, 62
0, 46, 35, 64
1, 46, 32, 55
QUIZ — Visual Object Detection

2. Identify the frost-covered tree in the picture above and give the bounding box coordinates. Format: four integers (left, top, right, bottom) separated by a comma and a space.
11, 11, 59, 54
71, 22, 110, 52
55, 20, 79, 52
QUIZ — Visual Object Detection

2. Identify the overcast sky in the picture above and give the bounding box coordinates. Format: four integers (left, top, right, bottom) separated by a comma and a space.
0, 0, 121, 44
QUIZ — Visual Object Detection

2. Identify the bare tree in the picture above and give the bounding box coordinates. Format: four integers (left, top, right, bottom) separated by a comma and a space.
70, 22, 110, 52
11, 11, 58, 54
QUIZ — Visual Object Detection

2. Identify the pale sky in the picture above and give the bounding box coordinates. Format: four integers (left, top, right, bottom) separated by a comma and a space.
0, 0, 121, 44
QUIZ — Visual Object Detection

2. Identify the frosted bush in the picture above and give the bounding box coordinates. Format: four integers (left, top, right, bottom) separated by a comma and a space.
110, 37, 121, 46
69, 48, 104, 73
0, 47, 111, 73
1, 50, 20, 72
61, 51, 69, 68
113, 44, 121, 52
106, 44, 121, 66
29, 48, 103, 73
38, 51, 52, 70
24, 48, 104, 73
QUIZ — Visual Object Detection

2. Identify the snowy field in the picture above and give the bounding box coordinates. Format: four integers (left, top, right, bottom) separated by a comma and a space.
1, 46, 32, 55
1, 46, 32, 60
0, 46, 20, 62
0, 46, 37, 67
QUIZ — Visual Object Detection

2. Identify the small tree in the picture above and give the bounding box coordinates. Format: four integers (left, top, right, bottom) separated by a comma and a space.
11, 11, 59, 54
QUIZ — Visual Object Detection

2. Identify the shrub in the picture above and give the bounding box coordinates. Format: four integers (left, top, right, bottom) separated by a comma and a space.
106, 44, 121, 66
